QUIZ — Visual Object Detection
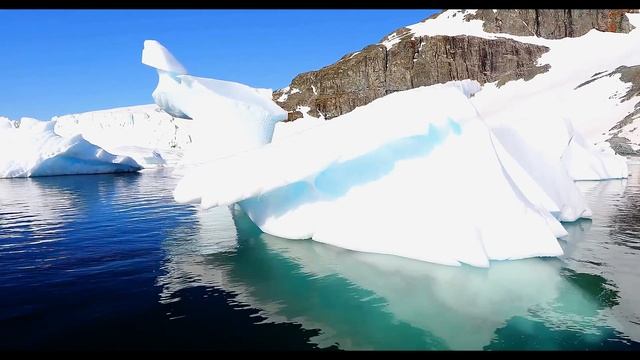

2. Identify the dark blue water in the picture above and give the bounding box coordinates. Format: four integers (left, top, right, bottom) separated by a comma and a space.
1, 162, 640, 350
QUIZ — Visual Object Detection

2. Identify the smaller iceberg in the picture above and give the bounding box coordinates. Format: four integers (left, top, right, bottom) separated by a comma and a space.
560, 121, 629, 181
142, 40, 287, 167
52, 104, 182, 169
0, 117, 142, 178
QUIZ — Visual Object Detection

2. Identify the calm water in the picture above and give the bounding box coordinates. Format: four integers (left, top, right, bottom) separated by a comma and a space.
1, 162, 640, 350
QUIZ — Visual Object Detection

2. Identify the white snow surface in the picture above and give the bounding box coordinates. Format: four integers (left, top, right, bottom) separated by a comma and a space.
272, 106, 325, 142
0, 117, 13, 129
0, 117, 141, 178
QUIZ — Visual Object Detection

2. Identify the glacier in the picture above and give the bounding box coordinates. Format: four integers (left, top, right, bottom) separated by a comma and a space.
0, 117, 142, 178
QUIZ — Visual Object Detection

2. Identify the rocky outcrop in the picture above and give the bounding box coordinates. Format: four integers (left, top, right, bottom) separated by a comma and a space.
275, 35, 549, 119
579, 65, 640, 156
607, 134, 640, 156
275, 9, 638, 122
465, 9, 637, 39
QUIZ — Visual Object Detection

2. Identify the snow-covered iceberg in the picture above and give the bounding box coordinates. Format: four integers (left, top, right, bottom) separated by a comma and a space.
137, 39, 631, 267
167, 74, 565, 267
0, 117, 142, 178
142, 40, 287, 167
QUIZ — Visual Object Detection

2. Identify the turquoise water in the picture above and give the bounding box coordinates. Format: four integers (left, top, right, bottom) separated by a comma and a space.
1, 161, 640, 350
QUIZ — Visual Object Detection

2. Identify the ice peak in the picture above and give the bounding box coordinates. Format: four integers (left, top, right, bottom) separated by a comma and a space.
142, 40, 188, 75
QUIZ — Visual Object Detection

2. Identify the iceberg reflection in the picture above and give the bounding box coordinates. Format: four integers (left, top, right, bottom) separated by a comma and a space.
158, 204, 626, 350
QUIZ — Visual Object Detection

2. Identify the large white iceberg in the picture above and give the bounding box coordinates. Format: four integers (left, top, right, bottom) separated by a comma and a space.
137, 39, 635, 267
0, 117, 142, 178
149, 42, 566, 267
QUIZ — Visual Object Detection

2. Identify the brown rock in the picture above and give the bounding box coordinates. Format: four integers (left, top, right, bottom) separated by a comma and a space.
286, 111, 304, 122
274, 35, 549, 119
465, 9, 637, 39
576, 65, 640, 155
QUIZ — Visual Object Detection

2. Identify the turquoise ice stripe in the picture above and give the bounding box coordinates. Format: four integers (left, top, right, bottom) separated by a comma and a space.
243, 120, 454, 218
447, 118, 462, 135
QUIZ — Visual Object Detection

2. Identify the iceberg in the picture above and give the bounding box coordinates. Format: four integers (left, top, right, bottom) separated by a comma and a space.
561, 121, 629, 181
141, 40, 626, 267
142, 40, 287, 167
144, 39, 566, 268
52, 104, 192, 169
0, 117, 142, 178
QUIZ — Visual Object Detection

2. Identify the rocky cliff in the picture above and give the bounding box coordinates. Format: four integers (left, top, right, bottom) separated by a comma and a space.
274, 9, 637, 121
466, 9, 636, 39
277, 36, 549, 120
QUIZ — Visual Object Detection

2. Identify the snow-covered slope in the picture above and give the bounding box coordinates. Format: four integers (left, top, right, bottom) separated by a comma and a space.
275, 10, 640, 156
380, 9, 640, 154
0, 117, 141, 178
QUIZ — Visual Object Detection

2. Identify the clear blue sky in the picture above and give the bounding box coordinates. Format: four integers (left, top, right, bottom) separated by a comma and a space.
0, 10, 438, 120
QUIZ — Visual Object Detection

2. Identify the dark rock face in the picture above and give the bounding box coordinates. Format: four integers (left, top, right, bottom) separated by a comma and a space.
286, 111, 304, 122
274, 35, 549, 119
465, 9, 637, 39
608, 103, 640, 156
607, 135, 640, 156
